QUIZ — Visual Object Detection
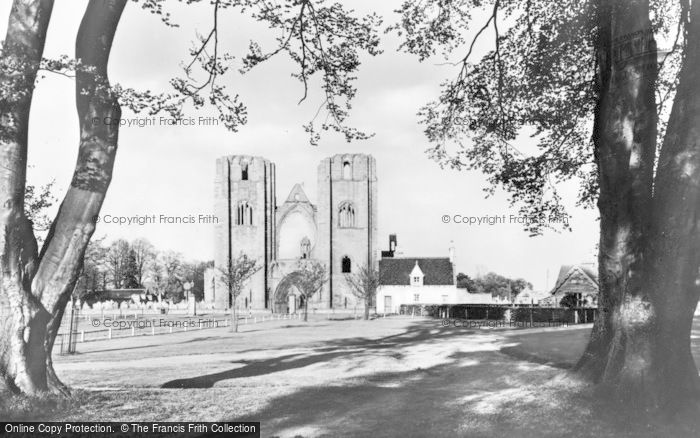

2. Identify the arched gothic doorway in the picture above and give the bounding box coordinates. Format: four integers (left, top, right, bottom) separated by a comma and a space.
273, 271, 308, 314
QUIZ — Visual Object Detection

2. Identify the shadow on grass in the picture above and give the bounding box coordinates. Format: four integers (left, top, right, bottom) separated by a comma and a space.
161, 320, 476, 389
497, 328, 592, 370
500, 317, 700, 373
219, 320, 700, 438
217, 318, 700, 437
13, 317, 700, 435
221, 340, 588, 437
161, 352, 351, 388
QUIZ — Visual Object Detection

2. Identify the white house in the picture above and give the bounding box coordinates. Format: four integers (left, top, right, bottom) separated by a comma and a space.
513, 289, 549, 305
376, 257, 470, 313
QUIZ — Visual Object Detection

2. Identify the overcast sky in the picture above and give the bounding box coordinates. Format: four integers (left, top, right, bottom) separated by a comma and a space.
1, 0, 599, 291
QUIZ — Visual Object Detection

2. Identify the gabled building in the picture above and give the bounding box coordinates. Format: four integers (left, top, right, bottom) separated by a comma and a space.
376, 254, 469, 313
541, 264, 599, 307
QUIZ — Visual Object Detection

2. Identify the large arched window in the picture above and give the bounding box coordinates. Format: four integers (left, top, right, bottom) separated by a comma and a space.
338, 202, 355, 228
236, 201, 253, 226
342, 161, 352, 180
341, 256, 351, 273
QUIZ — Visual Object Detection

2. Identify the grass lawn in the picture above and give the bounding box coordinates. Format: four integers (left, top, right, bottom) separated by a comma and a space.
2, 315, 700, 437
501, 315, 700, 367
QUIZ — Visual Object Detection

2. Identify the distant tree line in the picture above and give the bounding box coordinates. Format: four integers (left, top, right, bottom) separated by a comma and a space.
456, 272, 532, 300
75, 237, 212, 304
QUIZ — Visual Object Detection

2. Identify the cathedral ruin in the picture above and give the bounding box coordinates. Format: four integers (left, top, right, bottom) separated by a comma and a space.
204, 154, 378, 313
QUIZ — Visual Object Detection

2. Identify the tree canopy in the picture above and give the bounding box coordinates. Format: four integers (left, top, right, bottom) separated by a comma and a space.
87, 0, 382, 144
391, 0, 684, 235
457, 271, 532, 299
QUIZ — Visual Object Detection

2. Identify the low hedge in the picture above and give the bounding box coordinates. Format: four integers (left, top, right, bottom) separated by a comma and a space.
399, 304, 597, 324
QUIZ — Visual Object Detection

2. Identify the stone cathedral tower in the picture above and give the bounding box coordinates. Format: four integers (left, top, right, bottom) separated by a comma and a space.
316, 154, 378, 309
210, 156, 276, 310
206, 153, 377, 313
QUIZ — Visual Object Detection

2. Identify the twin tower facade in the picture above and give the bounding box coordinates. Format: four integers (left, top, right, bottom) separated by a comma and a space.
205, 154, 378, 313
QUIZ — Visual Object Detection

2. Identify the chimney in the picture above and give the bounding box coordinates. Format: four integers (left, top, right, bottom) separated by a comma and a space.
381, 234, 398, 259
449, 240, 455, 264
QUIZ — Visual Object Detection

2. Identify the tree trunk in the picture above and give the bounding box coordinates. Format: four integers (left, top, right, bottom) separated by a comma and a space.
0, 0, 55, 395
43, 288, 72, 396
641, 0, 700, 406
41, 0, 126, 395
364, 296, 370, 320
0, 0, 126, 396
230, 297, 238, 333
576, 0, 700, 411
576, 0, 657, 385
304, 297, 308, 322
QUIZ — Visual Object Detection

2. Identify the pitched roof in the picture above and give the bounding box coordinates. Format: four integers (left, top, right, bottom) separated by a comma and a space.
550, 264, 598, 295
379, 258, 454, 286
284, 183, 311, 204
410, 261, 424, 278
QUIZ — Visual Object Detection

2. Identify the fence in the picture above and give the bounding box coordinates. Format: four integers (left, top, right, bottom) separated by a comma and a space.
55, 311, 306, 355
398, 304, 597, 324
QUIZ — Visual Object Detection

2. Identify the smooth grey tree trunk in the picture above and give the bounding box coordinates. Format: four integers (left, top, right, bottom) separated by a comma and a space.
576, 0, 700, 410
0, 0, 126, 395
